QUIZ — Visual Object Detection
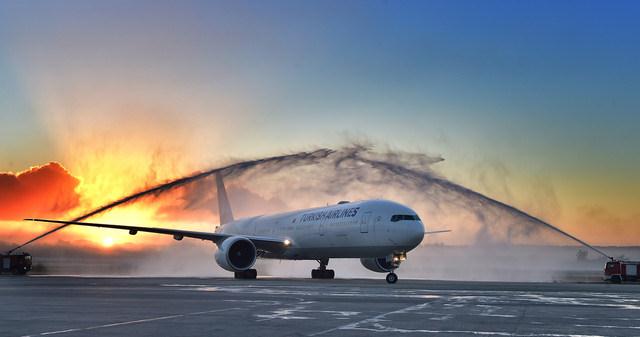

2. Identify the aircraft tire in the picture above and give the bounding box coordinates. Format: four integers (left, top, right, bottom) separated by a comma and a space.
325, 269, 335, 279
312, 269, 334, 279
386, 272, 398, 284
235, 269, 257, 279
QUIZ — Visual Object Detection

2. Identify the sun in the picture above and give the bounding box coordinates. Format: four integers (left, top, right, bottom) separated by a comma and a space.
101, 236, 114, 248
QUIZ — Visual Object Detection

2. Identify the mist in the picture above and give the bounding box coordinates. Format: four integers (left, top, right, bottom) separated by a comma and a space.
11, 240, 635, 282
12, 143, 636, 281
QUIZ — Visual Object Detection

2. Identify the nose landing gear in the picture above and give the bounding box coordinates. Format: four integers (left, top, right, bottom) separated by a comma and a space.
311, 258, 335, 279
384, 252, 406, 284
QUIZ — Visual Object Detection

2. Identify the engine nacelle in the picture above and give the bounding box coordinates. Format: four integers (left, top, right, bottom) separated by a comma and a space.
360, 257, 396, 273
215, 236, 257, 272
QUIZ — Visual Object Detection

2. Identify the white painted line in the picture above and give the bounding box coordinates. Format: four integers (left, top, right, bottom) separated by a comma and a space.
19, 307, 241, 337
40, 329, 78, 335
308, 302, 429, 336
575, 324, 640, 330
308, 302, 610, 337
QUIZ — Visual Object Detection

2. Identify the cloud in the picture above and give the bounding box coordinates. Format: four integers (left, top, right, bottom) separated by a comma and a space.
0, 162, 80, 220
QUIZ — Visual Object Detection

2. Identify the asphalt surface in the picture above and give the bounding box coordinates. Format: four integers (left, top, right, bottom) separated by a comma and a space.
1, 276, 640, 337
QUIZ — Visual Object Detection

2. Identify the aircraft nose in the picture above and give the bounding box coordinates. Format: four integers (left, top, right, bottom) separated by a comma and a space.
405, 220, 425, 247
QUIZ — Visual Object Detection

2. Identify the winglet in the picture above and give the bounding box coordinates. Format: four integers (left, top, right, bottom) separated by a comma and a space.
216, 173, 234, 225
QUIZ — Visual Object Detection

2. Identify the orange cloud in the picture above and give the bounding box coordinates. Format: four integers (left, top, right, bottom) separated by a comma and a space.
0, 162, 80, 220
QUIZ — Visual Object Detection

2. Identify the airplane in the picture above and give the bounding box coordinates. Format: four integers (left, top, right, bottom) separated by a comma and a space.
27, 173, 445, 284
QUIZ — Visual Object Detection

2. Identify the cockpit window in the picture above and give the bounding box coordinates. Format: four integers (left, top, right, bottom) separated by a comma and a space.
390, 214, 421, 222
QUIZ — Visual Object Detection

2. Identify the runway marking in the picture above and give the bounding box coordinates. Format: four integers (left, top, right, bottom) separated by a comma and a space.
176, 283, 441, 300
308, 302, 430, 336
18, 308, 242, 337
256, 305, 313, 321
575, 324, 640, 330
255, 307, 361, 322
308, 301, 610, 337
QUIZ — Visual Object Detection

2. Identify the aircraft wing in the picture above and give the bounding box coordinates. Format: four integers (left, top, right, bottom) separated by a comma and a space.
24, 218, 288, 253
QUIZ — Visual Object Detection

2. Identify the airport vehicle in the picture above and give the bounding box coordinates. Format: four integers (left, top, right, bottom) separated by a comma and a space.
604, 260, 639, 283
27, 174, 433, 283
1, 252, 32, 275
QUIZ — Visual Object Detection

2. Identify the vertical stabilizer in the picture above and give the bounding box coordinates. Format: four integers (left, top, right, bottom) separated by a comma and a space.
216, 173, 234, 225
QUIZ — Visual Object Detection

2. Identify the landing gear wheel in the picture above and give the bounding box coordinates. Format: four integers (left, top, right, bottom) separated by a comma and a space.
234, 269, 257, 279
386, 272, 398, 284
311, 258, 334, 279
311, 269, 335, 279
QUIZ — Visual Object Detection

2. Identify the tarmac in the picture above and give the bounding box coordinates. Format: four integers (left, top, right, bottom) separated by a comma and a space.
2, 276, 640, 337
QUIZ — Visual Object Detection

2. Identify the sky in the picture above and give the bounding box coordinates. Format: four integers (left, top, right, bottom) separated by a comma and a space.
0, 0, 638, 249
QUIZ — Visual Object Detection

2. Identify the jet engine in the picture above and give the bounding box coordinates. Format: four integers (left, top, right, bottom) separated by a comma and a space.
215, 236, 257, 272
360, 257, 395, 273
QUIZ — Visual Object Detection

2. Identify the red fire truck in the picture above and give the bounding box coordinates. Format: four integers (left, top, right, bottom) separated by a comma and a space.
0, 252, 32, 275
604, 260, 639, 283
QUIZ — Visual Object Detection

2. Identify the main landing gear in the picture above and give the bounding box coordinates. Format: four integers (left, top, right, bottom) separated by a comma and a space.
311, 258, 335, 279
234, 269, 257, 279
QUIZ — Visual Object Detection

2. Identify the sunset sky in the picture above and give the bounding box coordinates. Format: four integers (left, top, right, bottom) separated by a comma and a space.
0, 1, 638, 249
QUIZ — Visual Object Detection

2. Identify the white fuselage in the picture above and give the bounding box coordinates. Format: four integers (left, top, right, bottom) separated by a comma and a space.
217, 199, 425, 260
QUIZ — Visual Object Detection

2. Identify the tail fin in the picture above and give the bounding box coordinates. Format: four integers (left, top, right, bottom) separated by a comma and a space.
216, 173, 234, 225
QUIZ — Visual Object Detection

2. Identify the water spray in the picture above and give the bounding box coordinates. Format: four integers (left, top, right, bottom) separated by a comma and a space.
8, 145, 612, 261
6, 148, 333, 254
351, 155, 613, 260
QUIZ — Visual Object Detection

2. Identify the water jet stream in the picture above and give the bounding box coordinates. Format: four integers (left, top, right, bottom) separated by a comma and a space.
8, 145, 610, 260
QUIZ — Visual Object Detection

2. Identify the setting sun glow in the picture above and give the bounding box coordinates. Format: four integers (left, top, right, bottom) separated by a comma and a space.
101, 236, 114, 248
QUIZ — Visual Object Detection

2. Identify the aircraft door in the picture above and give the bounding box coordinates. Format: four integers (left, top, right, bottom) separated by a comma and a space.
374, 215, 382, 232
360, 211, 372, 233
